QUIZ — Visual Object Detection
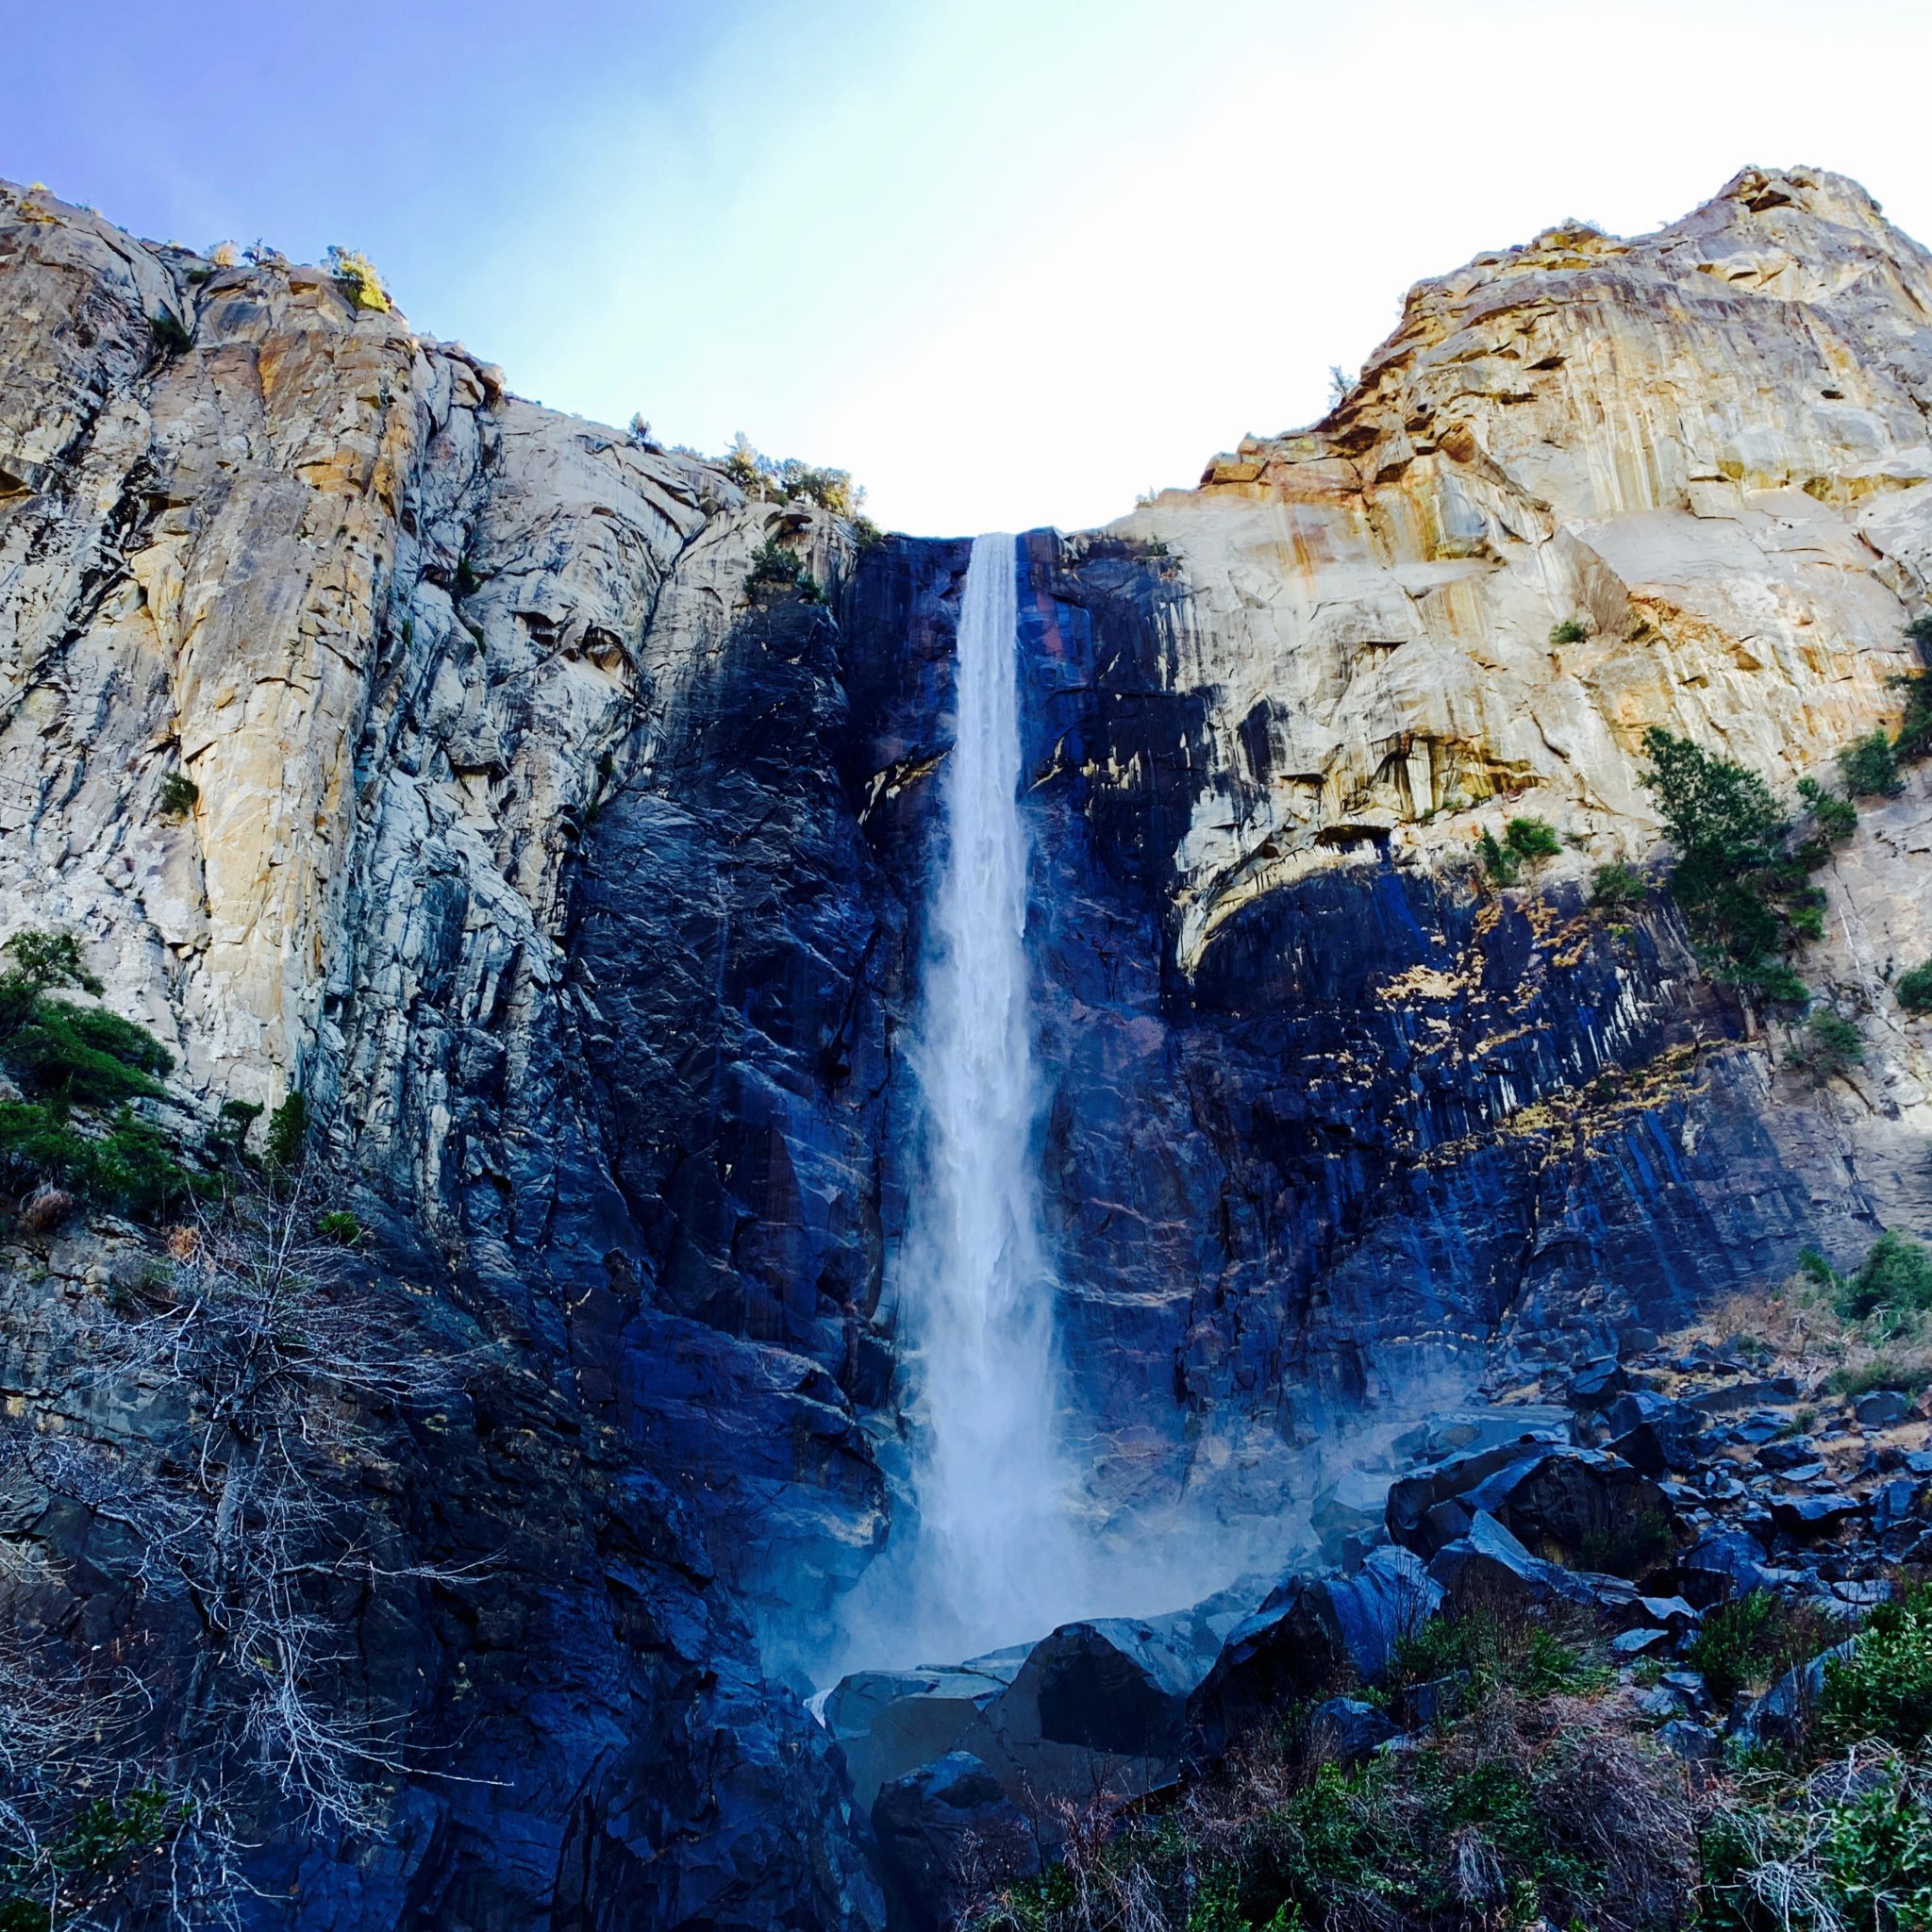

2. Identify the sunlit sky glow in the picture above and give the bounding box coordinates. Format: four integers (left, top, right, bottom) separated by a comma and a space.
9, 0, 1932, 536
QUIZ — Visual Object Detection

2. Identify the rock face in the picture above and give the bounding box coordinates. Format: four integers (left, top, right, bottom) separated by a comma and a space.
4, 162, 1932, 1926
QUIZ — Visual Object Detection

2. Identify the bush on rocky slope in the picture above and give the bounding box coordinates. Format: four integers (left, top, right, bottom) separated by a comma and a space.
0, 930, 194, 1220
1640, 729, 1828, 1004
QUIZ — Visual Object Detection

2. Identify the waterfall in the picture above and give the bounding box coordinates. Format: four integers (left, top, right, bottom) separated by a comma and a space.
888, 532, 1085, 1662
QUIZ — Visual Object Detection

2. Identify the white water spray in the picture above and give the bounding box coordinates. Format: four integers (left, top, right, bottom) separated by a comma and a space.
888, 532, 1086, 1660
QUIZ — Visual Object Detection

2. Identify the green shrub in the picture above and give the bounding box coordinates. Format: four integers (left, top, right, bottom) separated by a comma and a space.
745, 539, 824, 604
1835, 1231, 1932, 1324
263, 1091, 308, 1172
0, 1783, 187, 1930
1700, 1755, 1932, 1932
1479, 816, 1562, 886
1895, 960, 1932, 1011
1830, 1355, 1932, 1398
8, 1000, 173, 1107
1789, 1008, 1865, 1082
1891, 667, 1932, 763
325, 244, 390, 311
1550, 618, 1589, 644
0, 1102, 195, 1219
1821, 1584, 1932, 1748
212, 1097, 264, 1152
158, 772, 198, 817
0, 928, 101, 1039
149, 308, 192, 355
317, 1209, 361, 1247
1479, 829, 1520, 885
1840, 727, 1905, 798
1687, 1591, 1831, 1706
1640, 727, 1825, 1002
1796, 774, 1858, 845
1590, 861, 1647, 910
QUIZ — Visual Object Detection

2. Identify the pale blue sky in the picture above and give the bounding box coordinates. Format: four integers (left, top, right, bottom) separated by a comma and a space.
10, 1, 1932, 535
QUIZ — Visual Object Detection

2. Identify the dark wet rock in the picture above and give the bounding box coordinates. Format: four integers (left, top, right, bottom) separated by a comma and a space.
1604, 1391, 1708, 1475
824, 1651, 1028, 1809
1735, 1643, 1857, 1747
1610, 1625, 1671, 1657
872, 1752, 1040, 1932
1427, 1511, 1644, 1626
1568, 1357, 1628, 1409
1854, 1390, 1911, 1428
1678, 1529, 1776, 1607
959, 1615, 1216, 1816
1388, 1444, 1671, 1574
1690, 1378, 1799, 1417
1306, 1697, 1401, 1765
1772, 1493, 1863, 1537
1190, 1547, 1441, 1756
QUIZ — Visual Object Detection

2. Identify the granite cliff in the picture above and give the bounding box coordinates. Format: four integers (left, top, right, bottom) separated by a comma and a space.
0, 162, 1929, 1926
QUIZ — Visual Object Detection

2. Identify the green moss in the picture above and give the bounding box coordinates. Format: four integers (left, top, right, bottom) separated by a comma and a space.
1550, 618, 1588, 644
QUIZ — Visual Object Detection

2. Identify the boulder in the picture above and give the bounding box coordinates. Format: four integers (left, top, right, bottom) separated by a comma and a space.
1771, 1493, 1863, 1537
1427, 1511, 1644, 1626
1305, 1696, 1400, 1766
823, 1650, 1027, 1809
1603, 1391, 1707, 1476
1735, 1643, 1857, 1747
1854, 1390, 1911, 1429
872, 1752, 1039, 1932
1676, 1530, 1777, 1607
959, 1615, 1216, 1819
1313, 1467, 1394, 1562
1389, 1444, 1673, 1574
1189, 1547, 1441, 1755
1567, 1357, 1628, 1410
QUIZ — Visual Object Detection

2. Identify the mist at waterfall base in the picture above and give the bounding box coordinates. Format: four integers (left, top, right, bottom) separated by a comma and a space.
826, 535, 1295, 1682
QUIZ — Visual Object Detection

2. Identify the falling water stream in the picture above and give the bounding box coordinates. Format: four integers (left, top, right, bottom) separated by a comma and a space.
843, 533, 1089, 1670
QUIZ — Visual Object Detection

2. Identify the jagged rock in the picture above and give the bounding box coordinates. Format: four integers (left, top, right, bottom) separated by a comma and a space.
1772, 1492, 1864, 1536
1306, 1697, 1401, 1765
958, 1616, 1216, 1817
1854, 1391, 1911, 1428
1388, 1444, 1671, 1574
1189, 1547, 1441, 1755
1678, 1529, 1776, 1607
1735, 1643, 1857, 1747
1428, 1511, 1644, 1627
1604, 1393, 1708, 1476
823, 1652, 1028, 1810
872, 1753, 1040, 1932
